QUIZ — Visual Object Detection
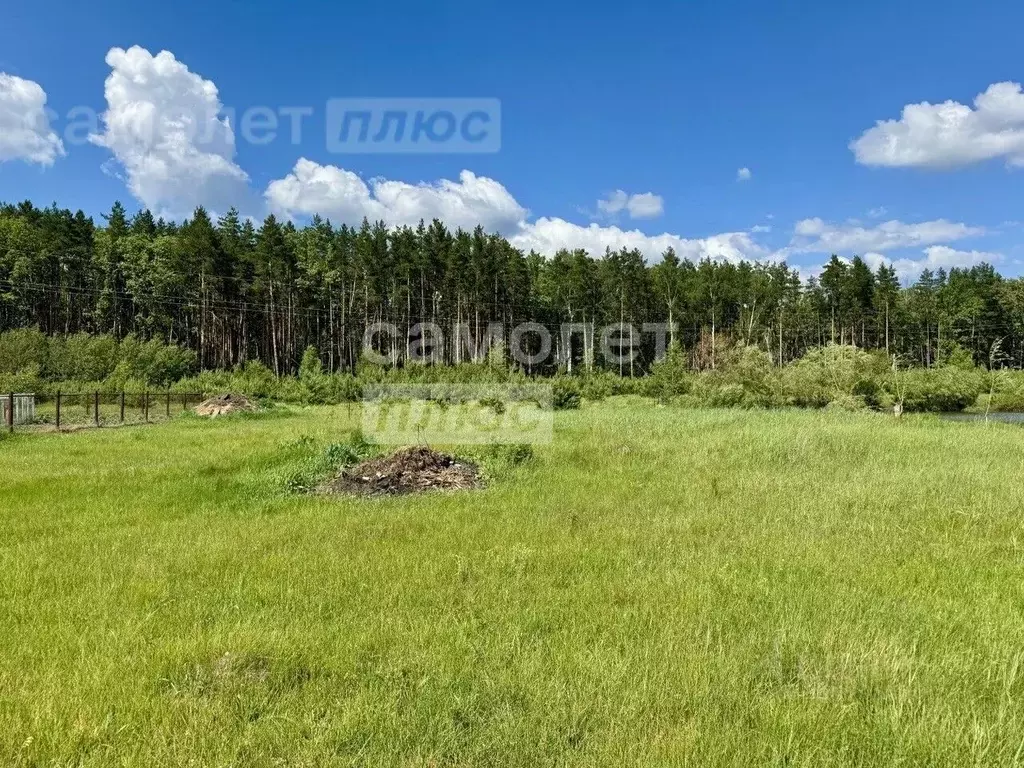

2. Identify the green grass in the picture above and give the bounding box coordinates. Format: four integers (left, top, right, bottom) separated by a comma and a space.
2, 401, 1024, 766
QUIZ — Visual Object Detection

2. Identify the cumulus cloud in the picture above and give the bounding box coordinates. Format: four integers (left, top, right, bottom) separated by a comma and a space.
851, 82, 1024, 169
863, 246, 1002, 281
595, 189, 664, 219
266, 159, 527, 233
0, 73, 64, 166
265, 160, 766, 262
791, 217, 984, 254
510, 218, 769, 263
736, 167, 752, 181
89, 45, 250, 215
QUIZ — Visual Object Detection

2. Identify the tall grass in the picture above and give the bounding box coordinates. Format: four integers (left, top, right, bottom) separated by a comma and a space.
1, 402, 1023, 764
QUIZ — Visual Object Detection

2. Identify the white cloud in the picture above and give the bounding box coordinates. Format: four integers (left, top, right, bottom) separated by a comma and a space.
90, 46, 250, 216
266, 159, 526, 233
625, 192, 664, 219
595, 190, 628, 216
750, 224, 772, 233
595, 189, 664, 219
510, 218, 769, 263
266, 160, 766, 263
372, 171, 527, 233
852, 82, 1024, 169
791, 217, 984, 254
736, 167, 752, 182
867, 206, 888, 219
864, 246, 1002, 281
0, 73, 64, 166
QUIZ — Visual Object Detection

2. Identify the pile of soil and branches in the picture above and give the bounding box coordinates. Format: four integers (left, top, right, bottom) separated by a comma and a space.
194, 393, 258, 417
326, 446, 480, 496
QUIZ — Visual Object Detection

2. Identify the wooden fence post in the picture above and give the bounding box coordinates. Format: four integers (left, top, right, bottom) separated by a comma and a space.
143, 393, 149, 422
6, 392, 13, 433
94, 391, 100, 427
120, 392, 126, 423
55, 391, 61, 431
166, 392, 171, 418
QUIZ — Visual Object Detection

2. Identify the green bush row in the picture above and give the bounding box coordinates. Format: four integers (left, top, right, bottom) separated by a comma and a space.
0, 329, 196, 387
1, 335, 1018, 413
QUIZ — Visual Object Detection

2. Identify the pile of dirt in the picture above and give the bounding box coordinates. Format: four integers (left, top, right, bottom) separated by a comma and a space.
326, 446, 480, 496
194, 393, 258, 417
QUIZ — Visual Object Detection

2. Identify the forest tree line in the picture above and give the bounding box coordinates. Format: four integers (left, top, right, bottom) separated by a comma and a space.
3, 199, 1024, 376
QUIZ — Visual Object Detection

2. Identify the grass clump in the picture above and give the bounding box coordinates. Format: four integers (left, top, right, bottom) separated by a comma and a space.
283, 429, 374, 493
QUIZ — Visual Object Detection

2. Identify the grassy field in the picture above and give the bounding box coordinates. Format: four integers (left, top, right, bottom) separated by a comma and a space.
2, 401, 1024, 766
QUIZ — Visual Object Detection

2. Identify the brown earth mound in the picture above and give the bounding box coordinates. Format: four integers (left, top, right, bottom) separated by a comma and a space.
194, 393, 257, 417
327, 446, 480, 496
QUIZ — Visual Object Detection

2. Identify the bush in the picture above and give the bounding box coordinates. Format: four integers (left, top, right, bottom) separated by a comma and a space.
824, 394, 869, 411
782, 345, 885, 408
111, 335, 197, 386
577, 371, 616, 401
480, 395, 506, 414
712, 345, 782, 407
894, 366, 984, 412
46, 333, 119, 381
0, 363, 45, 395
552, 377, 582, 410
643, 343, 694, 401
703, 382, 747, 408
578, 370, 643, 400
0, 330, 1002, 415
0, 328, 48, 374
0, 330, 196, 389
299, 346, 324, 379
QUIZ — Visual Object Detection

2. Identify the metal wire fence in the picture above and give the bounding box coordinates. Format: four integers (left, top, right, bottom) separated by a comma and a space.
3, 392, 207, 433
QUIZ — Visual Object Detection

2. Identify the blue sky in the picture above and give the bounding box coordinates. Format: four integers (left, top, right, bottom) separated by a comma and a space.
1, 0, 1023, 280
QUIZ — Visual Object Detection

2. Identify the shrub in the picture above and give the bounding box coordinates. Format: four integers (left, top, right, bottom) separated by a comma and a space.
0, 363, 45, 395
824, 394, 869, 411
552, 377, 582, 410
895, 366, 984, 412
643, 343, 693, 401
480, 395, 506, 414
782, 345, 885, 408
713, 345, 782, 407
702, 382, 747, 408
0, 330, 195, 388
46, 333, 119, 381
299, 346, 324, 379
0, 328, 48, 374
